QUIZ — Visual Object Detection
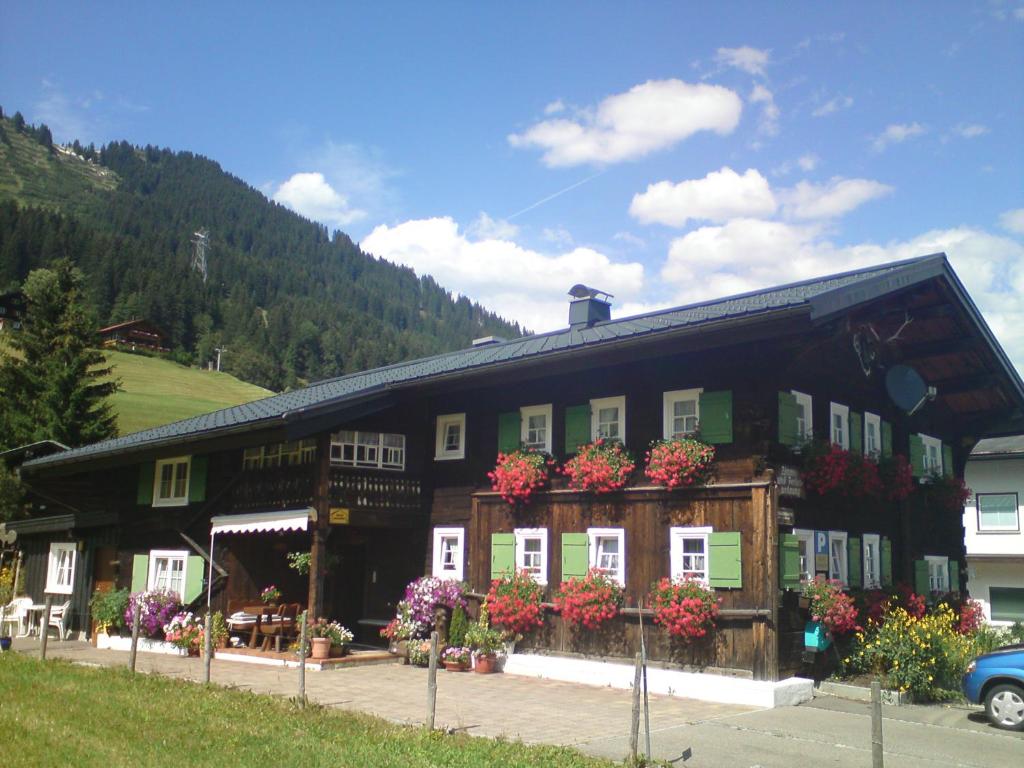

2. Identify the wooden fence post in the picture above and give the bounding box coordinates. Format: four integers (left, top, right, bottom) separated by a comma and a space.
871, 678, 884, 768
128, 603, 141, 673
203, 612, 213, 683
630, 652, 642, 761
426, 631, 439, 730
298, 610, 307, 707
39, 596, 52, 661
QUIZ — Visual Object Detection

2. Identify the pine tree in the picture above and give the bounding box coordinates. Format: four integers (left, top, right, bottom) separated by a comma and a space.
0, 259, 120, 449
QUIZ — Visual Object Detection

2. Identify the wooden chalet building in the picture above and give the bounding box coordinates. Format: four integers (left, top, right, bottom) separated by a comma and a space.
12, 254, 1024, 680
98, 319, 170, 354
0, 290, 26, 332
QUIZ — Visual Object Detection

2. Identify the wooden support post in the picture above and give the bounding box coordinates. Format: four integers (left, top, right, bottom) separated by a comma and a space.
307, 434, 331, 618
426, 631, 439, 730
629, 652, 642, 761
39, 596, 52, 660
203, 612, 213, 683
128, 605, 141, 673
871, 678, 884, 768
298, 610, 308, 707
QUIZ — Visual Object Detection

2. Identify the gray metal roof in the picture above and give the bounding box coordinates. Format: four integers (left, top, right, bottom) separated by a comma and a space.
23, 254, 954, 471
970, 435, 1024, 457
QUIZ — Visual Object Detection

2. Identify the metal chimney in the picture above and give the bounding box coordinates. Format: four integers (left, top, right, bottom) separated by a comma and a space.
568, 284, 613, 328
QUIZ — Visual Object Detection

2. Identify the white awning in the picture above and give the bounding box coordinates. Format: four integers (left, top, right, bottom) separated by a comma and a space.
209, 508, 316, 535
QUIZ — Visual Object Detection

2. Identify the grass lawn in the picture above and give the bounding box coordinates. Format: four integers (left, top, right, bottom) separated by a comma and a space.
0, 653, 615, 768
105, 351, 272, 435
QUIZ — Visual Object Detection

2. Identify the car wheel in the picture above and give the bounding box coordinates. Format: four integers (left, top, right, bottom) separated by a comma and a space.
984, 683, 1024, 731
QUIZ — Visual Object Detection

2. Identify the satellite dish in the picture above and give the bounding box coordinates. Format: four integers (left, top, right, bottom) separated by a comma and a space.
886, 365, 937, 415
0, 524, 15, 545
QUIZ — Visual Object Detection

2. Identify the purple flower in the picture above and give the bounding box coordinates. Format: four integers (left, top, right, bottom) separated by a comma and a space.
125, 590, 183, 639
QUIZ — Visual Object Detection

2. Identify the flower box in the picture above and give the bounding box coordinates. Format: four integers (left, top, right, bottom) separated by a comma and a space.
804, 621, 832, 651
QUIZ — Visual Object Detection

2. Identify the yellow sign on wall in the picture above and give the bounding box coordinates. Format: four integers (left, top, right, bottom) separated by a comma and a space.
329, 507, 350, 525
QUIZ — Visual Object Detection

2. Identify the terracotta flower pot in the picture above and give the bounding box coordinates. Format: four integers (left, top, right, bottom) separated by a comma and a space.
443, 660, 469, 672
473, 653, 498, 674
310, 637, 331, 660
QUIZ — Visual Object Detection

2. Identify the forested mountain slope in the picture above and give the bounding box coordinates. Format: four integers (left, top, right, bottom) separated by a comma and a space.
0, 110, 523, 390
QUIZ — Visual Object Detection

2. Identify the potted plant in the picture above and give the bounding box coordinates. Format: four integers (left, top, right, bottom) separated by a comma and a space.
125, 590, 182, 639
554, 568, 624, 630
380, 600, 418, 658
487, 448, 552, 505
644, 437, 715, 489
486, 569, 545, 641
260, 585, 282, 605
306, 617, 353, 659
648, 577, 720, 642
801, 577, 860, 649
441, 645, 471, 671
464, 618, 504, 674
163, 611, 204, 655
204, 611, 229, 652
408, 639, 433, 667
89, 588, 129, 644
560, 438, 636, 494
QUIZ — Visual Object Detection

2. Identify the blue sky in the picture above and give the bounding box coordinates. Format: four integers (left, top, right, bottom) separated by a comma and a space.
2, 2, 1023, 367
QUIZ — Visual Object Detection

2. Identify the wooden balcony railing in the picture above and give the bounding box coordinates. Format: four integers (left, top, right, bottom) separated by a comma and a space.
228, 465, 316, 512
328, 468, 422, 513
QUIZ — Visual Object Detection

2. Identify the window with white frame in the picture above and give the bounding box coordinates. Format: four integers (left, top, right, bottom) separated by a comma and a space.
925, 555, 949, 592
864, 412, 881, 457
434, 414, 466, 460
153, 457, 191, 507
663, 389, 702, 439
669, 526, 711, 583
830, 403, 849, 449
591, 396, 626, 442
330, 431, 406, 470
793, 528, 814, 581
45, 542, 76, 594
977, 493, 1020, 532
514, 528, 548, 584
432, 527, 464, 580
920, 434, 943, 475
862, 534, 881, 588
792, 391, 813, 441
588, 527, 625, 586
148, 550, 189, 597
829, 530, 848, 585
520, 405, 553, 453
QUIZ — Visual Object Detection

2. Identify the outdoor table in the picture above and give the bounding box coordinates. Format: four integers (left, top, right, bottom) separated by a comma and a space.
26, 604, 47, 636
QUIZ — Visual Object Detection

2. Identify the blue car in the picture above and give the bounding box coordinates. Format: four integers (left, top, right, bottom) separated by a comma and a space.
962, 643, 1024, 731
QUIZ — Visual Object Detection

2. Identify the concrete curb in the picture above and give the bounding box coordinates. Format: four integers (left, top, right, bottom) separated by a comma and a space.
815, 679, 913, 705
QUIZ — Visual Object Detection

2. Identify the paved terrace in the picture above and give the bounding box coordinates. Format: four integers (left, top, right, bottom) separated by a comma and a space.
11, 638, 1019, 767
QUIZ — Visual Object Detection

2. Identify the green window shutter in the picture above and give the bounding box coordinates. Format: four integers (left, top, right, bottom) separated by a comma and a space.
913, 559, 929, 596
561, 533, 589, 581
849, 412, 863, 454
497, 411, 522, 454
779, 533, 801, 589
778, 392, 799, 446
699, 390, 733, 444
709, 531, 742, 588
948, 560, 960, 594
490, 533, 515, 580
942, 444, 954, 478
131, 554, 150, 592
184, 556, 205, 603
847, 537, 862, 588
881, 421, 893, 458
136, 463, 155, 505
880, 537, 893, 588
564, 405, 591, 455
909, 434, 926, 477
188, 455, 208, 503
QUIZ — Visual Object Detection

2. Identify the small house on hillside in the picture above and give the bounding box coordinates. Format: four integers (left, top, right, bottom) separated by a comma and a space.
10, 253, 1024, 681
0, 290, 26, 331
98, 319, 169, 354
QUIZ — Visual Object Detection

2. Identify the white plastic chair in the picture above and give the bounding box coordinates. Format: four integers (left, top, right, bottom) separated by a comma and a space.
1, 597, 34, 637
46, 600, 72, 640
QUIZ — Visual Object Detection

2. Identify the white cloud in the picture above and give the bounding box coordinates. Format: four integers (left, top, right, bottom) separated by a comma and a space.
812, 95, 853, 117
749, 85, 779, 136
952, 123, 989, 139
1000, 208, 1024, 234
630, 167, 776, 227
508, 79, 742, 167
544, 99, 566, 115
781, 177, 894, 220
541, 226, 574, 247
658, 220, 1024, 372
715, 46, 770, 76
361, 217, 645, 332
613, 231, 647, 250
272, 172, 366, 227
872, 122, 926, 152
798, 153, 819, 171
467, 212, 519, 240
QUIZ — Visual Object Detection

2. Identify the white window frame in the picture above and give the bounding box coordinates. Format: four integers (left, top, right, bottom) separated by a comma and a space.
431, 527, 464, 581
977, 492, 1020, 533
590, 396, 626, 443
864, 412, 881, 457
828, 530, 848, 586
663, 388, 702, 440
434, 413, 466, 461
147, 549, 189, 598
587, 527, 625, 586
862, 533, 881, 589
669, 526, 712, 584
513, 528, 548, 585
520, 404, 553, 454
330, 431, 406, 471
925, 555, 949, 593
793, 528, 815, 581
830, 403, 849, 450
153, 456, 191, 507
920, 434, 942, 475
792, 391, 813, 441
45, 542, 76, 595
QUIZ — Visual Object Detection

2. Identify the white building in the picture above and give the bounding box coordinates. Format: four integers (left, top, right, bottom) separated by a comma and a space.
963, 436, 1024, 626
